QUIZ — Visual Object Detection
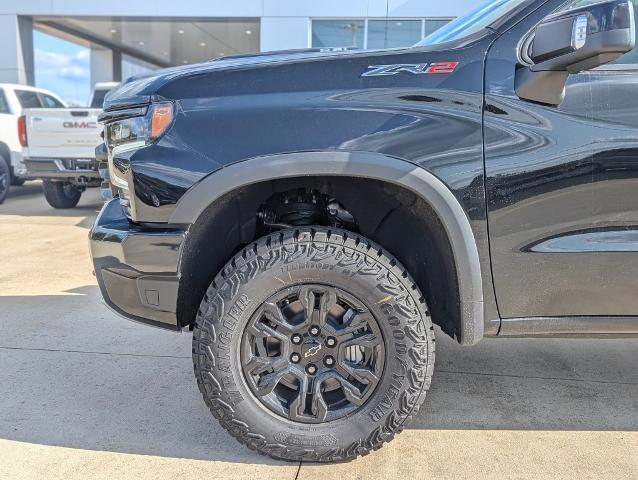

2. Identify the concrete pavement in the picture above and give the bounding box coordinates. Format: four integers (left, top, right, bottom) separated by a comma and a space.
0, 183, 637, 479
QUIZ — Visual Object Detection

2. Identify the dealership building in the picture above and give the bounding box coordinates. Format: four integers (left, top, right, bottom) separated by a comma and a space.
0, 0, 481, 89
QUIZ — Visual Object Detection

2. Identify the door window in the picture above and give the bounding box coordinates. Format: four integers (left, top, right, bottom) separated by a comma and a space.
40, 94, 65, 108
0, 89, 10, 114
15, 90, 42, 108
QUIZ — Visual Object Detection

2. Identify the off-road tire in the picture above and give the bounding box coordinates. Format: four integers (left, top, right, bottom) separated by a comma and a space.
0, 155, 9, 204
10, 174, 25, 187
42, 181, 81, 209
192, 227, 435, 462
8, 161, 26, 186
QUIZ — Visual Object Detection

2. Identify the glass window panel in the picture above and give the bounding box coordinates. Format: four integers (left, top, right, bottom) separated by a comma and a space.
417, 0, 529, 46
15, 90, 42, 108
367, 20, 423, 49
0, 89, 10, 114
89, 89, 108, 109
423, 19, 452, 39
40, 94, 65, 108
312, 20, 365, 49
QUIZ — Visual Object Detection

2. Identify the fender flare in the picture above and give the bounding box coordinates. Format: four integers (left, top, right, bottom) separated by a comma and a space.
170, 151, 484, 345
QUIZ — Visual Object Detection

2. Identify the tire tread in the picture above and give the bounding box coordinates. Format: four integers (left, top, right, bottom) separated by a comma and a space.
192, 227, 435, 462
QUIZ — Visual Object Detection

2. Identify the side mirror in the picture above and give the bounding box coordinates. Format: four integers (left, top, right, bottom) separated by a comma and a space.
515, 0, 635, 105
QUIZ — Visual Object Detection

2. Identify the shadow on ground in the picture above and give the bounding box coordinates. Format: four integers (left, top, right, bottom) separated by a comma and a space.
1, 182, 102, 229
8, 182, 41, 198
1, 287, 637, 462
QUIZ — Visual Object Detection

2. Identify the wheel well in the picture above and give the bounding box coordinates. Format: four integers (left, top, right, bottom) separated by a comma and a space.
0, 142, 10, 164
177, 176, 461, 341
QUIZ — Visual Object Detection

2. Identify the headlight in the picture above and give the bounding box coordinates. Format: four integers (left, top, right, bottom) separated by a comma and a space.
104, 102, 174, 217
106, 102, 174, 150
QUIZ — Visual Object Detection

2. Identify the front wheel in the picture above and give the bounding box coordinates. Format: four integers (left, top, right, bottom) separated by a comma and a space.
10, 176, 26, 187
42, 181, 81, 209
0, 155, 9, 204
193, 228, 435, 462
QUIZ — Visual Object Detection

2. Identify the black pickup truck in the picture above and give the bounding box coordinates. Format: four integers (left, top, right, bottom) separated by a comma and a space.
89, 0, 637, 462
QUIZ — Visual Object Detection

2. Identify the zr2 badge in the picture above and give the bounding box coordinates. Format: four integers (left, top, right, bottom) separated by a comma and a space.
361, 62, 459, 77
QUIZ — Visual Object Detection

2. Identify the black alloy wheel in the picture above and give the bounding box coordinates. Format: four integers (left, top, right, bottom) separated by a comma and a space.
241, 284, 385, 423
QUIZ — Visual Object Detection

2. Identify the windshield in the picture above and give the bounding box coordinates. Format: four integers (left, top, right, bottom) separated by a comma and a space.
416, 0, 532, 46
90, 89, 110, 108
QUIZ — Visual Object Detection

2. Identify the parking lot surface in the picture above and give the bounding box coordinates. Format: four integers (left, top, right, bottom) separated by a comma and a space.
1, 184, 637, 480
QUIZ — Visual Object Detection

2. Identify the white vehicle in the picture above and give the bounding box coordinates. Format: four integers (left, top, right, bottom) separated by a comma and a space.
21, 82, 119, 208
0, 83, 66, 204
89, 82, 120, 109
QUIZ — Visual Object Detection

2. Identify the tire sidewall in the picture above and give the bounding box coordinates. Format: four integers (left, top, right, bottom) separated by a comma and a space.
0, 155, 9, 203
43, 181, 81, 208
193, 229, 433, 460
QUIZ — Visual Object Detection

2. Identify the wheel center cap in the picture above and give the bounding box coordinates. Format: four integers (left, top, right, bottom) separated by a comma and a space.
302, 340, 322, 359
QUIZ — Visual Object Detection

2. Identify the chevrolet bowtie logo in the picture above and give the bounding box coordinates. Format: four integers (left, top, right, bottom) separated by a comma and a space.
304, 344, 322, 358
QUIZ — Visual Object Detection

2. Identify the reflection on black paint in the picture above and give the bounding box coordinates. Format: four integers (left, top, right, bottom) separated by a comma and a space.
526, 227, 638, 253
485, 1, 638, 318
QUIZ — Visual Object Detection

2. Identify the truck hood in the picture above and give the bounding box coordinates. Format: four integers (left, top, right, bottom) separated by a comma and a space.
126, 47, 361, 85
103, 46, 413, 111
135, 48, 371, 81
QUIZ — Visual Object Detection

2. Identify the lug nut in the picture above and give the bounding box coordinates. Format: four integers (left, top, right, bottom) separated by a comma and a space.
326, 336, 337, 347
306, 364, 317, 375
324, 356, 335, 367
309, 326, 320, 336
291, 334, 303, 345
290, 353, 301, 364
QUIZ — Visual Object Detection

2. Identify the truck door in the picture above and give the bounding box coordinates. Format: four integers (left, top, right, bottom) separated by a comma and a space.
484, 0, 638, 328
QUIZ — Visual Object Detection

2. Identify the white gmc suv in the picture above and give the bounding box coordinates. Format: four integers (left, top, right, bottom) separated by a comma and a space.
0, 83, 66, 204
21, 81, 119, 208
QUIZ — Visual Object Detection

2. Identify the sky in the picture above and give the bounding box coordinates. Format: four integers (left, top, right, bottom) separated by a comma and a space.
33, 31, 91, 106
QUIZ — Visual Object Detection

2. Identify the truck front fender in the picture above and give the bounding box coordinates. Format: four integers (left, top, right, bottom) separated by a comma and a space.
169, 151, 484, 345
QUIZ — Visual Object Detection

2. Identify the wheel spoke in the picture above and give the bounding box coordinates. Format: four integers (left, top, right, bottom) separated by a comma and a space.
297, 287, 316, 329
333, 372, 366, 406
262, 301, 294, 333
340, 332, 382, 350
289, 374, 328, 422
254, 336, 268, 358
248, 317, 288, 343
317, 289, 337, 331
338, 362, 380, 385
311, 379, 328, 421
256, 363, 292, 396
336, 309, 372, 338
288, 373, 310, 421
244, 355, 285, 376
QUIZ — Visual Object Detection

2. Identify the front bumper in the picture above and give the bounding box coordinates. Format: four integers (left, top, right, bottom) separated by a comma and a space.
89, 198, 185, 330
